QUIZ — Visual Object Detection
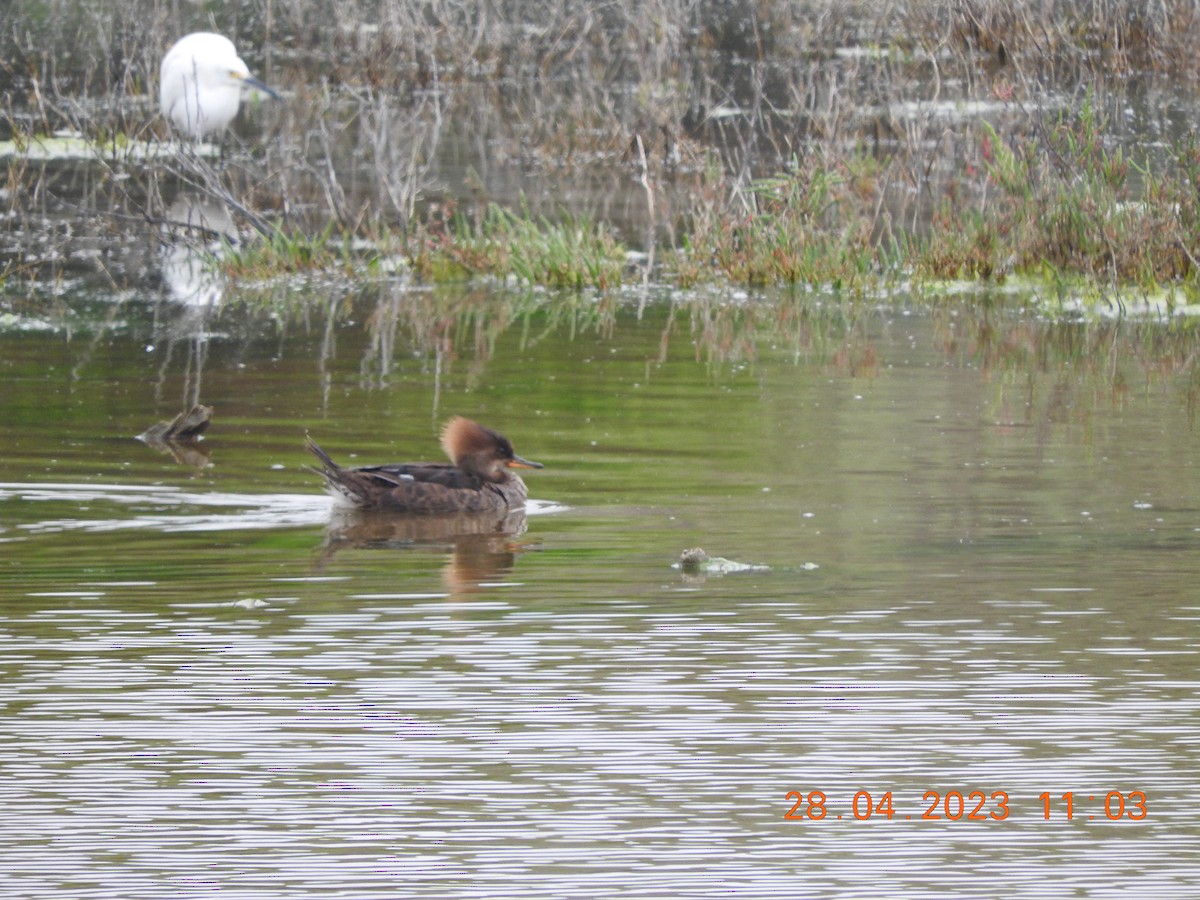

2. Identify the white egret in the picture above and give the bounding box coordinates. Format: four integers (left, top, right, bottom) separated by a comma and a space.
159, 32, 281, 140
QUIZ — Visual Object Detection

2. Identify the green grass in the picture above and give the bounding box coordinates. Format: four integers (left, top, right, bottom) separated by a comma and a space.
663, 152, 885, 290
914, 101, 1200, 289
218, 225, 363, 280
407, 203, 626, 291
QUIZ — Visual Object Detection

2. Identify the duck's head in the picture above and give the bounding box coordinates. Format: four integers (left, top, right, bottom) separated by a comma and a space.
440, 416, 543, 483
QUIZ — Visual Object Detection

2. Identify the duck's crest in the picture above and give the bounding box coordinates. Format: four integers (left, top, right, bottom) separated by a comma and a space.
440, 416, 498, 465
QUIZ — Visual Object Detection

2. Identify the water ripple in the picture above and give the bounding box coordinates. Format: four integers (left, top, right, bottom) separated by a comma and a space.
1, 593, 1197, 899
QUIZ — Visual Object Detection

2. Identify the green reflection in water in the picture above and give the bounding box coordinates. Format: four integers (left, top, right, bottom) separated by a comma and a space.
0, 280, 1198, 606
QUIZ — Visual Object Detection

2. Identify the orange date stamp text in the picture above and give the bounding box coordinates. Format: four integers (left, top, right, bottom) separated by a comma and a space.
784, 789, 1147, 822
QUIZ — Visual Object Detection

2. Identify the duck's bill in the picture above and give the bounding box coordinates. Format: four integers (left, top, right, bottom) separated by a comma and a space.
508, 455, 544, 470
242, 75, 282, 100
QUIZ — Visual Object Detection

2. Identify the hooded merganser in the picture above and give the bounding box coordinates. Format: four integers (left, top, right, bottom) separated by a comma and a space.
306, 417, 543, 514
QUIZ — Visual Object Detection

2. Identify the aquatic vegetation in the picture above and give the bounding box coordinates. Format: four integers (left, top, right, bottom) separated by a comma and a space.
6, 1, 1200, 302
914, 103, 1200, 290
408, 205, 626, 291
217, 226, 362, 280
664, 151, 887, 289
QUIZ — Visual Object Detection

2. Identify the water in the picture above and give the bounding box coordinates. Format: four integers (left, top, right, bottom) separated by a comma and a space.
1, 283, 1198, 897
4, 2, 1200, 891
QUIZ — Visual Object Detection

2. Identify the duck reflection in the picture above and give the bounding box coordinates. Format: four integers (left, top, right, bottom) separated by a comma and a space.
313, 506, 536, 597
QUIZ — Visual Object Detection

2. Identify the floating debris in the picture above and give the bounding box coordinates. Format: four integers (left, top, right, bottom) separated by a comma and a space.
138, 404, 213, 443
137, 405, 213, 467
675, 547, 772, 577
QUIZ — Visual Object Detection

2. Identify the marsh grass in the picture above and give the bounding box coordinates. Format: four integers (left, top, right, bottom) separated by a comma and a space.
7, 0, 1200, 300
664, 150, 890, 289
407, 204, 626, 290
217, 225, 360, 280
914, 102, 1200, 291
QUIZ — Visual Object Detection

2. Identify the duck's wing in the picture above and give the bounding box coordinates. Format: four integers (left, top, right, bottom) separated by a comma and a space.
354, 462, 485, 491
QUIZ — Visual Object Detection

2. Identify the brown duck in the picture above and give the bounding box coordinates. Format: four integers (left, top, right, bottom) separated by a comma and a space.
306, 416, 543, 514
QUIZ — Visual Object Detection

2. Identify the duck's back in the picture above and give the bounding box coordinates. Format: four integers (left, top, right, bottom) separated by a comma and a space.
316, 462, 525, 514
355, 462, 484, 489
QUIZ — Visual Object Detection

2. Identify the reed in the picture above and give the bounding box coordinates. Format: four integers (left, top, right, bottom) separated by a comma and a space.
218, 225, 357, 280
408, 204, 626, 291
6, 0, 1200, 301
915, 101, 1200, 290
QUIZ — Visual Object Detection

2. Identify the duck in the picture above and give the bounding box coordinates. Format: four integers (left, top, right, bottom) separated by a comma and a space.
306, 417, 543, 514
160, 32, 281, 141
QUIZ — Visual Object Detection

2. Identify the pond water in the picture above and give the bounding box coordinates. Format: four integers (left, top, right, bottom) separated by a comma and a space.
1, 278, 1198, 897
